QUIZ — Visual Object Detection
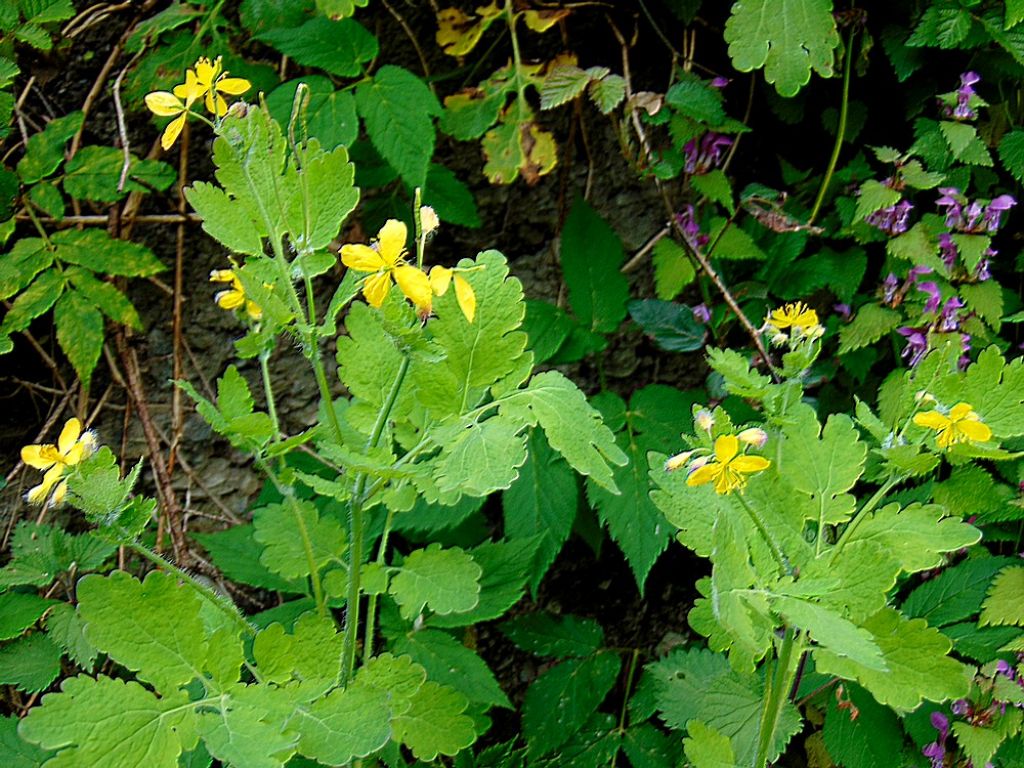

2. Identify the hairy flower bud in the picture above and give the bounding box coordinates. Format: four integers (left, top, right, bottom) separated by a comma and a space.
737, 428, 768, 449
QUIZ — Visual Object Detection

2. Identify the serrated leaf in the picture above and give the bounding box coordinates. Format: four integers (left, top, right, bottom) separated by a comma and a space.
707, 218, 765, 260
813, 608, 970, 711
0, 523, 114, 589
499, 370, 628, 493
500, 614, 604, 658
193, 525, 303, 593
0, 633, 62, 692
822, 683, 903, 768
0, 268, 64, 334
16, 111, 83, 183
45, 602, 98, 669
706, 347, 771, 399
65, 267, 141, 329
285, 141, 359, 253
186, 182, 265, 255
482, 119, 558, 185
356, 65, 441, 188
838, 304, 902, 353
772, 596, 884, 669
435, 416, 528, 496
845, 502, 981, 573
854, 179, 902, 222
62, 146, 175, 201
0, 713, 53, 767
523, 653, 622, 758
77, 570, 212, 693
52, 228, 164, 276
724, 0, 840, 96
394, 629, 510, 709
19, 675, 195, 766
588, 74, 626, 114
293, 682, 391, 764
628, 299, 707, 353
980, 566, 1024, 627
267, 76, 359, 151
422, 163, 481, 228
780, 408, 866, 527
29, 182, 64, 219
252, 612, 343, 693
392, 679, 477, 760
0, 237, 52, 301
683, 721, 736, 768
0, 592, 58, 640
253, 500, 346, 580
664, 73, 725, 124
197, 685, 297, 768
652, 237, 696, 300
933, 347, 1024, 436
389, 544, 482, 620
540, 65, 591, 109
998, 130, 1024, 181
903, 556, 1016, 628
54, 289, 104, 385
258, 16, 376, 76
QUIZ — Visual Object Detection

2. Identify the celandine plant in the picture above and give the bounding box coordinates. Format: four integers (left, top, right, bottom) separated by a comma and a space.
9, 65, 627, 766
644, 321, 1024, 767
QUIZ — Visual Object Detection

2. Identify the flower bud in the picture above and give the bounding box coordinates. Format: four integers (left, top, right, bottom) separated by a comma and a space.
664, 450, 695, 472
686, 455, 710, 476
420, 206, 439, 235
694, 409, 714, 433
737, 428, 768, 449
915, 390, 936, 404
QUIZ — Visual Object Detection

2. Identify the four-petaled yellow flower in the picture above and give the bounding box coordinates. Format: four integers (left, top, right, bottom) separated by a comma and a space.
429, 266, 477, 323
913, 402, 992, 450
210, 269, 262, 321
192, 56, 251, 117
340, 220, 433, 314
20, 418, 97, 506
686, 434, 771, 495
764, 301, 823, 344
144, 55, 250, 149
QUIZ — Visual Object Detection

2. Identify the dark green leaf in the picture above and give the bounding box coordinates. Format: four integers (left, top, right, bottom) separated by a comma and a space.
560, 197, 630, 333
628, 299, 707, 353
258, 16, 377, 77
54, 290, 104, 385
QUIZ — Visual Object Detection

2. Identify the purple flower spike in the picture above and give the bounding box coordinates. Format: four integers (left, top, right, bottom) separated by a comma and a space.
984, 194, 1016, 232
882, 273, 900, 304
692, 303, 711, 324
866, 200, 914, 235
917, 281, 942, 313
908, 265, 934, 282
964, 200, 984, 231
937, 187, 965, 229
931, 711, 950, 735
938, 233, 958, 271
939, 296, 965, 332
675, 205, 708, 251
898, 326, 929, 367
684, 132, 733, 175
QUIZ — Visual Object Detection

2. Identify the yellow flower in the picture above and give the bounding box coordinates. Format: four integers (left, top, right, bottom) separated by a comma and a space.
913, 402, 992, 450
765, 301, 822, 340
20, 418, 97, 505
144, 91, 192, 150
191, 56, 251, 117
340, 220, 433, 314
686, 434, 771, 495
210, 269, 262, 321
428, 266, 477, 323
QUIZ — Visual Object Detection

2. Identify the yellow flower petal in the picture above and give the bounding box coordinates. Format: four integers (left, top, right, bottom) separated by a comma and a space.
216, 289, 245, 310
956, 420, 991, 443
160, 113, 187, 150
245, 300, 263, 321
27, 464, 65, 505
429, 265, 452, 295
195, 56, 221, 88
341, 244, 387, 272
205, 91, 228, 117
686, 463, 720, 488
173, 70, 206, 106
216, 77, 251, 95
913, 411, 949, 430
454, 275, 476, 323
51, 479, 68, 506
377, 220, 408, 267
730, 455, 771, 473
144, 91, 185, 117
20, 444, 56, 470
949, 403, 974, 421
393, 265, 433, 312
363, 271, 392, 308
209, 269, 236, 283
58, 418, 82, 455
713, 434, 739, 464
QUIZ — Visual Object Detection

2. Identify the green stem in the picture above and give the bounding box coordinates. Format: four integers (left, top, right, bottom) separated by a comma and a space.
258, 349, 281, 439
341, 355, 412, 683
734, 492, 792, 578
505, 2, 529, 115
363, 506, 397, 663
808, 28, 855, 225
829, 477, 898, 566
129, 542, 255, 637
616, 649, 641, 734
754, 627, 801, 768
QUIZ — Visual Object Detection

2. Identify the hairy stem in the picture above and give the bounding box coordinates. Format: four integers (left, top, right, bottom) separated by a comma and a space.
754, 627, 801, 768
734, 492, 792, 578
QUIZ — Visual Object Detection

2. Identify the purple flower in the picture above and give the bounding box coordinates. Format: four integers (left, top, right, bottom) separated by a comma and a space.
937, 187, 965, 229
951, 698, 970, 715
908, 264, 934, 282
710, 76, 730, 88
692, 303, 711, 324
964, 200, 984, 231
866, 199, 913, 235
833, 303, 852, 320
882, 273, 900, 304
997, 659, 1014, 678
683, 132, 733, 175
917, 281, 942, 313
954, 71, 981, 119
898, 326, 929, 367
923, 710, 950, 768
960, 332, 972, 369
675, 205, 708, 251
939, 296, 965, 332
938, 233, 958, 271
983, 194, 1016, 232
975, 248, 995, 281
